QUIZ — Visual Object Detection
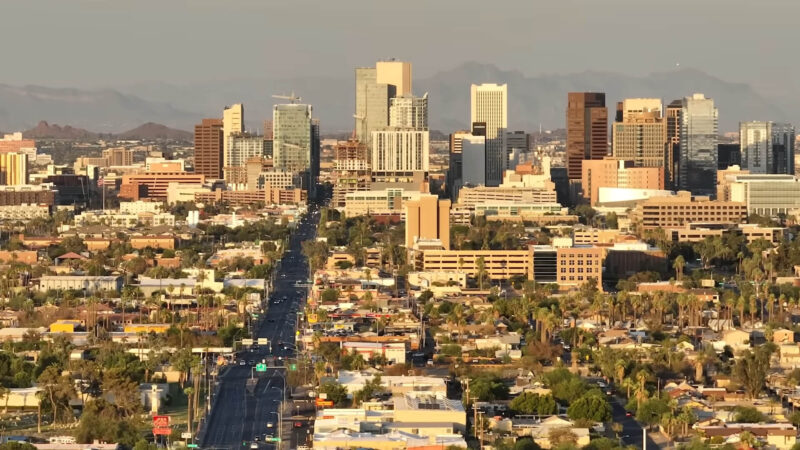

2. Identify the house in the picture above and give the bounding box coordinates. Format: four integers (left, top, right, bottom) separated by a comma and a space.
774, 329, 796, 344
697, 423, 797, 449
720, 329, 750, 353
509, 416, 591, 448
778, 344, 800, 369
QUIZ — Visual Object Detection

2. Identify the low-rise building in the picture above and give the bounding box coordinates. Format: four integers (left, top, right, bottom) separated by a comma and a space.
630, 191, 747, 230
130, 236, 175, 250
38, 275, 123, 293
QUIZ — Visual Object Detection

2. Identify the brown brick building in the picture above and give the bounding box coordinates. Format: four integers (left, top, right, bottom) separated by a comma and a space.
567, 92, 608, 180
194, 119, 224, 179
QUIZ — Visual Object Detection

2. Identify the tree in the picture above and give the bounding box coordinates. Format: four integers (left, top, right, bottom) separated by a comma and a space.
353, 376, 384, 406
567, 392, 611, 422
318, 382, 349, 407
184, 387, 195, 437
476, 257, 489, 290
636, 398, 670, 428
733, 406, 766, 423
37, 365, 76, 424
673, 255, 686, 282
75, 399, 142, 447
733, 346, 772, 399
509, 392, 558, 416
469, 375, 509, 402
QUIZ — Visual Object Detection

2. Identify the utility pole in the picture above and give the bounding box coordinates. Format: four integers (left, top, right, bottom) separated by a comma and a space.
642, 427, 647, 450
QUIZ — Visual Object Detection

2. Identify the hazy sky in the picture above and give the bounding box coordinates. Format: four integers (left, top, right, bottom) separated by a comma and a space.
4, 0, 798, 88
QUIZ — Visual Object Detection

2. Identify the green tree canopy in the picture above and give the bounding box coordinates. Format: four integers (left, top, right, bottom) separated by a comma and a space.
566, 392, 611, 422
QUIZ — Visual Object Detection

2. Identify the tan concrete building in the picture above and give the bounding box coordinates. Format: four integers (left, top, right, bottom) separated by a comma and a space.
572, 228, 624, 245
612, 98, 668, 179
717, 165, 750, 201
376, 60, 412, 96
631, 191, 747, 230
420, 248, 534, 280
581, 158, 664, 205
0, 152, 28, 185
405, 194, 450, 249
103, 147, 134, 167
556, 246, 604, 289
345, 189, 421, 218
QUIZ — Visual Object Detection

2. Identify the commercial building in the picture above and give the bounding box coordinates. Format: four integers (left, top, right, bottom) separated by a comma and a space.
556, 246, 604, 289
103, 147, 133, 167
717, 165, 750, 201
404, 194, 450, 249
666, 100, 682, 189
461, 134, 486, 187
344, 189, 421, 218
0, 133, 36, 155
0, 204, 50, 221
612, 98, 668, 179
567, 92, 608, 180
420, 248, 535, 280
740, 121, 796, 175
273, 103, 313, 173
130, 236, 175, 250
355, 61, 411, 147
470, 83, 508, 186
0, 153, 27, 185
581, 159, 664, 206
727, 174, 800, 215
0, 184, 56, 206
630, 191, 747, 230
604, 241, 667, 281
376, 60, 412, 96
596, 187, 674, 208
506, 131, 530, 163
194, 118, 224, 179
678, 94, 718, 195
119, 173, 205, 200
389, 94, 427, 130
457, 185, 557, 208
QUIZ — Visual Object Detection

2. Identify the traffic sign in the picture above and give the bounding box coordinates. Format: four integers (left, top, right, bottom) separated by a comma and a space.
181, 432, 192, 439
187, 445, 198, 448
153, 428, 171, 436
242, 338, 254, 346
256, 363, 267, 372
258, 338, 268, 345
265, 438, 281, 442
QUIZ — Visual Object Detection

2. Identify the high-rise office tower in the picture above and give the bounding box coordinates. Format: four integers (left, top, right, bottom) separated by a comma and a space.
470, 83, 508, 186
355, 68, 394, 148
103, 147, 133, 166
771, 123, 795, 175
273, 104, 313, 173
194, 118, 224, 179
376, 60, 412, 96
666, 100, 682, 189
461, 135, 487, 187
612, 98, 668, 177
0, 152, 28, 185
566, 92, 608, 180
678, 93, 718, 195
506, 131, 530, 165
740, 121, 772, 174
370, 129, 429, 174
447, 130, 472, 201
222, 104, 244, 167
389, 94, 428, 130
404, 194, 450, 249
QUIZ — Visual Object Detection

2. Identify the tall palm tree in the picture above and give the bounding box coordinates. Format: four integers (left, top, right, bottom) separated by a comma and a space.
673, 255, 685, 282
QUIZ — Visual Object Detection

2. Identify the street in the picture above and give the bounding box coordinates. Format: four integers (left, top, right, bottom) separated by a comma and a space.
201, 206, 319, 449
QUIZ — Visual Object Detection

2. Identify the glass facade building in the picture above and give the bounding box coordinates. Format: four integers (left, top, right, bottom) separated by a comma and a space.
678, 93, 718, 195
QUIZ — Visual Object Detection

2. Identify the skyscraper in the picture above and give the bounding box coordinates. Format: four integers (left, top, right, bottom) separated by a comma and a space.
566, 93, 608, 180
273, 104, 313, 173
772, 123, 795, 175
194, 118, 224, 179
666, 100, 682, 189
389, 94, 428, 130
222, 104, 244, 167
0, 152, 27, 185
376, 60, 412, 96
470, 83, 507, 186
370, 129, 429, 174
355, 68, 393, 148
740, 121, 772, 174
678, 93, 718, 195
224, 133, 264, 186
612, 98, 668, 177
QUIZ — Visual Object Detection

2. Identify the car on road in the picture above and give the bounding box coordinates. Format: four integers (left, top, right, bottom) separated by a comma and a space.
266, 422, 274, 428
249, 360, 255, 365
239, 360, 246, 366
250, 443, 258, 449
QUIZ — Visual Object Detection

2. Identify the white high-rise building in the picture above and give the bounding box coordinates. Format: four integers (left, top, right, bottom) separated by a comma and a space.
389, 94, 428, 130
370, 129, 429, 173
470, 84, 507, 186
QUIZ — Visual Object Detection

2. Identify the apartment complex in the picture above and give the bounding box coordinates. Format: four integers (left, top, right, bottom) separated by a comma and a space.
556, 246, 605, 289
389, 94, 428, 130
630, 191, 747, 230
332, 140, 371, 208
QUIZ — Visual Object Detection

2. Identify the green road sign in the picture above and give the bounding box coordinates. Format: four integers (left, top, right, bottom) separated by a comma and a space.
256, 363, 267, 372
265, 438, 281, 442
187, 445, 199, 448
289, 364, 297, 371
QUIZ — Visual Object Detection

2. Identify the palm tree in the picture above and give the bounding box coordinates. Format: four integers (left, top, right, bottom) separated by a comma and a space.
673, 255, 685, 281
184, 387, 195, 438
636, 370, 650, 409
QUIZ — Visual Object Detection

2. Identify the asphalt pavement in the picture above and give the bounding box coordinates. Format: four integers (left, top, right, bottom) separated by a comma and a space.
202, 206, 319, 450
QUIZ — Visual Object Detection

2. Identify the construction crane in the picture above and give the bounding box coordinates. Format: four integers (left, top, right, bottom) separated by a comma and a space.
272, 91, 302, 104
352, 114, 366, 140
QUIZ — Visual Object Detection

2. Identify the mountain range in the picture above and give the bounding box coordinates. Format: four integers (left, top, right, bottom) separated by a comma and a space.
20, 120, 192, 141
0, 63, 793, 134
